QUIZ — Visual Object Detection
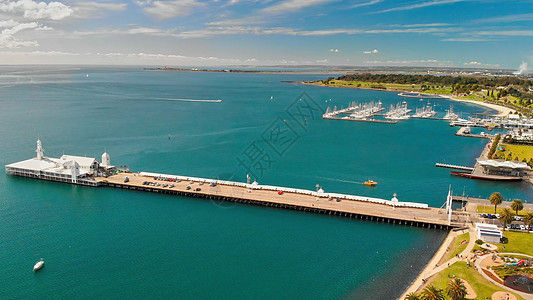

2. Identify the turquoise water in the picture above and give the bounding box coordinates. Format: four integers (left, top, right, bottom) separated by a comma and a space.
0, 66, 531, 299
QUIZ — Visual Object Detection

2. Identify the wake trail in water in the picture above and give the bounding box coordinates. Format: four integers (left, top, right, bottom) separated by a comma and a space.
317, 176, 362, 184
150, 97, 222, 103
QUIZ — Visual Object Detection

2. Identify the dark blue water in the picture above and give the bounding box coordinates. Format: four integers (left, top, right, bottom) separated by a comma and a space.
0, 66, 530, 299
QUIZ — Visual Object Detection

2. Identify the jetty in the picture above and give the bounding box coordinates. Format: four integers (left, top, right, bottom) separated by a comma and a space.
455, 127, 492, 139
435, 163, 474, 172
322, 101, 393, 123
5, 139, 467, 230
323, 115, 397, 124
397, 92, 444, 99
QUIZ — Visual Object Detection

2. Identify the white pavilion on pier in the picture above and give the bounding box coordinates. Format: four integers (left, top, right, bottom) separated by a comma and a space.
5, 139, 114, 186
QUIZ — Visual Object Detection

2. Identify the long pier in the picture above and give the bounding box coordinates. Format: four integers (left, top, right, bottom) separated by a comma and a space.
91, 172, 457, 230
435, 163, 474, 172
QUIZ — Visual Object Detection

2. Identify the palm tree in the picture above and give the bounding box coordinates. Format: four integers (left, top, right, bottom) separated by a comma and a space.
524, 212, 533, 232
405, 292, 421, 300
510, 199, 523, 216
499, 208, 514, 231
489, 192, 503, 214
421, 285, 445, 300
446, 278, 467, 300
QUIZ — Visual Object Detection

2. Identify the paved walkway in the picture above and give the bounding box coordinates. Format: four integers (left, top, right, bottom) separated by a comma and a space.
474, 253, 533, 300
399, 228, 473, 298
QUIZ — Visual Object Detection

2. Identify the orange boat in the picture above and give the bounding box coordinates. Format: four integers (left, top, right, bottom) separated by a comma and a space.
363, 180, 377, 186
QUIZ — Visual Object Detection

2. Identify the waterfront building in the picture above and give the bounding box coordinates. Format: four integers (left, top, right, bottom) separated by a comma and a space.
475, 223, 503, 243
476, 159, 531, 177
5, 139, 112, 186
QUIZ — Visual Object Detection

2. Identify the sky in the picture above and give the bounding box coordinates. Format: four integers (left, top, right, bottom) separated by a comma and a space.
0, 0, 532, 70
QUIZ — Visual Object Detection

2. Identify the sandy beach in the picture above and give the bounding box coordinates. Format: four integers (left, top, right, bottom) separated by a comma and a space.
441, 95, 516, 117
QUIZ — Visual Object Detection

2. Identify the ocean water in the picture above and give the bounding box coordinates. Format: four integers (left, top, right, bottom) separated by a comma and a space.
0, 66, 531, 299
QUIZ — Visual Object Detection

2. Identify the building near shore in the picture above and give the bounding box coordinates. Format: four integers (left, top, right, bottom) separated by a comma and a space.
476, 159, 531, 177
475, 223, 503, 243
5, 139, 113, 186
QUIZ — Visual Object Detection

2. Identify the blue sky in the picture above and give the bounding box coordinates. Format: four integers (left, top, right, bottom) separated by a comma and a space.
0, 0, 532, 70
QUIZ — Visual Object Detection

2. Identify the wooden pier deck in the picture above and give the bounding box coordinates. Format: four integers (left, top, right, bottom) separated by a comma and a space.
96, 173, 458, 229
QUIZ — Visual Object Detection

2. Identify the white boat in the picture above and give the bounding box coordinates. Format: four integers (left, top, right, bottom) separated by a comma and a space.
33, 259, 44, 271
443, 105, 459, 121
413, 103, 437, 118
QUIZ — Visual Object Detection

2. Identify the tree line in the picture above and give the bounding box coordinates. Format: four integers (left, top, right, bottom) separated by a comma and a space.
335, 74, 533, 88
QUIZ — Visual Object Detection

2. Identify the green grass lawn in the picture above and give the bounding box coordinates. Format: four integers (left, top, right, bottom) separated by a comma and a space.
476, 205, 532, 216
497, 231, 533, 256
439, 232, 470, 264
428, 261, 523, 300
494, 143, 533, 162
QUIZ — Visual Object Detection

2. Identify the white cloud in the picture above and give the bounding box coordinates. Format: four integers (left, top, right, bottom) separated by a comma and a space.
72, 2, 127, 18
351, 0, 381, 8
474, 30, 533, 36
364, 49, 378, 54
473, 13, 533, 24
0, 20, 47, 48
463, 61, 500, 68
441, 37, 493, 42
364, 59, 454, 67
138, 0, 204, 19
262, 0, 336, 14
0, 0, 73, 20
373, 0, 473, 14
70, 24, 459, 39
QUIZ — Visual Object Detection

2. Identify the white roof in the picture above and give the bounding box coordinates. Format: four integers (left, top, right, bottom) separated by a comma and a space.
476, 223, 498, 230
6, 157, 91, 176
477, 159, 531, 170
59, 155, 96, 168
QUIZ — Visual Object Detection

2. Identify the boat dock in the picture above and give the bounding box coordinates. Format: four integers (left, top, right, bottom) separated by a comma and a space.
96, 172, 457, 229
435, 163, 474, 172
397, 93, 444, 99
322, 115, 397, 124
455, 127, 492, 139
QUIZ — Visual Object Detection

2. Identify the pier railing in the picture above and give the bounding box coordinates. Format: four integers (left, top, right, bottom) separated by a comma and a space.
139, 171, 428, 209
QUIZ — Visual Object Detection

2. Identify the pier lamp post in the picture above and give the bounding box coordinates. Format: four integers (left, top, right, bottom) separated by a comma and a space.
316, 184, 320, 201
391, 193, 398, 210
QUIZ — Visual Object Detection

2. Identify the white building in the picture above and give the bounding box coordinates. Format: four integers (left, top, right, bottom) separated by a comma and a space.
5, 139, 112, 186
475, 223, 503, 243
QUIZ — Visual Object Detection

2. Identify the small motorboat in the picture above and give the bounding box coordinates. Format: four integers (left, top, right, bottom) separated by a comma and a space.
363, 180, 377, 186
33, 259, 44, 271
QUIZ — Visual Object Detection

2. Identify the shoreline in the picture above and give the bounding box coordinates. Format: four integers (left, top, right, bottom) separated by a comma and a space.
300, 81, 515, 117
399, 228, 471, 299
440, 95, 515, 117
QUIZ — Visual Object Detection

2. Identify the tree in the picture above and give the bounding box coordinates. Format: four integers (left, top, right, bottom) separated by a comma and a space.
405, 292, 421, 300
489, 192, 503, 214
446, 278, 467, 300
511, 199, 524, 216
499, 208, 514, 231
421, 285, 445, 300
524, 212, 533, 232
